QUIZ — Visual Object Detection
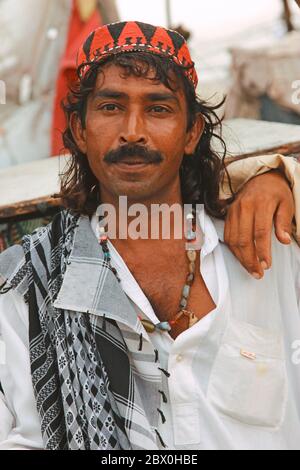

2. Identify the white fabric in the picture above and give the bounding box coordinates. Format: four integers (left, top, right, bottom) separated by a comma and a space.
0, 0, 119, 168
0, 210, 300, 450
225, 31, 300, 119
0, 0, 71, 168
0, 290, 43, 450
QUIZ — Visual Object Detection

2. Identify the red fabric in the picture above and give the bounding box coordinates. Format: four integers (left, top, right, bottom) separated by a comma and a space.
77, 22, 198, 90
51, 1, 102, 156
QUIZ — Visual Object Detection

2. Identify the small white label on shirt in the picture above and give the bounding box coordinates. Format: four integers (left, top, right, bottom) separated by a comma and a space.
240, 349, 256, 361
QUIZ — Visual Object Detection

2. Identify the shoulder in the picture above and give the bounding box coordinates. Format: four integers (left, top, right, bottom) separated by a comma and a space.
0, 210, 78, 295
22, 209, 78, 247
11, 209, 79, 258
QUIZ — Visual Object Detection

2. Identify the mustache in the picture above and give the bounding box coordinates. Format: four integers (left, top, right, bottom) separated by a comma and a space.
103, 144, 163, 164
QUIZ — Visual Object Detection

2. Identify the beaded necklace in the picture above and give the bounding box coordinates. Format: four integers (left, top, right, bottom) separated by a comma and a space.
97, 212, 199, 334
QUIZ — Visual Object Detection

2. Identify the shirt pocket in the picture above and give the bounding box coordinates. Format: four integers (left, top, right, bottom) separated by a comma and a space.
207, 318, 288, 430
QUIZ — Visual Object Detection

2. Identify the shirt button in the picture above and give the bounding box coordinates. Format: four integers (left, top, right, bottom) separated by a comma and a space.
176, 354, 183, 362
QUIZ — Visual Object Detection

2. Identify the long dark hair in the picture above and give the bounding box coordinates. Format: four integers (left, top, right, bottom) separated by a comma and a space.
60, 52, 232, 218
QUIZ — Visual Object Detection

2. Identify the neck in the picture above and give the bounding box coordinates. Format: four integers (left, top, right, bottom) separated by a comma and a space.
98, 182, 191, 249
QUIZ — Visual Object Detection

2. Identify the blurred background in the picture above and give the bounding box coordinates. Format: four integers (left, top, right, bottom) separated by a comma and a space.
0, 0, 299, 250
0, 0, 299, 169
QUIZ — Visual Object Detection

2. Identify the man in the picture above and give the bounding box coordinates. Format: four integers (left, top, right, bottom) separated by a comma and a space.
0, 21, 299, 450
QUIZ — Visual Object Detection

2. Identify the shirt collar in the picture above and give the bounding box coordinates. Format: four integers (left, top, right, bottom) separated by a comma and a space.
53, 215, 147, 338
196, 205, 222, 257
53, 210, 225, 339
90, 207, 226, 328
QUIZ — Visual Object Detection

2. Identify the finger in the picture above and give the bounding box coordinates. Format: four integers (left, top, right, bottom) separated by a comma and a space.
253, 206, 274, 269
226, 202, 263, 278
236, 205, 264, 277
274, 200, 294, 245
228, 244, 263, 280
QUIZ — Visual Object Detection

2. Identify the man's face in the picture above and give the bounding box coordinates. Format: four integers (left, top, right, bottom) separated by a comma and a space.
72, 62, 203, 204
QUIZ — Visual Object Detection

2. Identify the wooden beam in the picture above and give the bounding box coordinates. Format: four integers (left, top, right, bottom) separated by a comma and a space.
97, 0, 119, 24
165, 0, 172, 28
283, 0, 294, 32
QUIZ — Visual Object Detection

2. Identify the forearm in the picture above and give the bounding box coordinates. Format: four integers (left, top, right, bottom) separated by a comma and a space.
223, 154, 300, 244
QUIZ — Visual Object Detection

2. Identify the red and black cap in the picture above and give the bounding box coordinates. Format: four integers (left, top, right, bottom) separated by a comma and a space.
77, 21, 198, 89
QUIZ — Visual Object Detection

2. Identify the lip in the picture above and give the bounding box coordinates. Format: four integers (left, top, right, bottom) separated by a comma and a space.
113, 162, 154, 171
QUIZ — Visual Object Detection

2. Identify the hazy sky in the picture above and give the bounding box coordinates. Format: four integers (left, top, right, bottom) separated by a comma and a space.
116, 0, 298, 42
115, 1, 300, 85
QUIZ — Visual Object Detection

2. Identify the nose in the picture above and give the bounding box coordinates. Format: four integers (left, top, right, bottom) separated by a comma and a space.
119, 110, 147, 145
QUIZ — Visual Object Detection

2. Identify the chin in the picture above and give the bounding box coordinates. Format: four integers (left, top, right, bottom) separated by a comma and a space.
112, 181, 155, 199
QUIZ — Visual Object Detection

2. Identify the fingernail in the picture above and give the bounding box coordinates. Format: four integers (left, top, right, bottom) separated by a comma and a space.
261, 261, 269, 270
252, 272, 262, 280
284, 232, 292, 243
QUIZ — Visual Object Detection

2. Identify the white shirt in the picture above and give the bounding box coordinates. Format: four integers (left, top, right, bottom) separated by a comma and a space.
1, 210, 300, 450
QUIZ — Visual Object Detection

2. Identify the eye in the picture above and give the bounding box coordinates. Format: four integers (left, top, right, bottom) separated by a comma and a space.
150, 105, 170, 113
99, 103, 120, 112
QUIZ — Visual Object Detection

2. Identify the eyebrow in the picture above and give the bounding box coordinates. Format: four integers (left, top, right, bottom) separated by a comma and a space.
145, 92, 179, 105
92, 90, 127, 100
92, 89, 180, 106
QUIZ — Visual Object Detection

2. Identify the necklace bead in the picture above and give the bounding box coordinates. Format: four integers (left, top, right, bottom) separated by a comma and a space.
156, 322, 172, 332
182, 284, 190, 298
188, 262, 196, 273
187, 250, 197, 262
186, 230, 196, 241
141, 319, 156, 333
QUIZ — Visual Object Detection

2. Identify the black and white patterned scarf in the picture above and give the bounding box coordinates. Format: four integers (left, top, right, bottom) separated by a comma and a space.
0, 211, 161, 450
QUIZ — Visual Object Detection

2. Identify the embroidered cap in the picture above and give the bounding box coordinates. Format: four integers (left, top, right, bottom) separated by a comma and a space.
77, 21, 198, 89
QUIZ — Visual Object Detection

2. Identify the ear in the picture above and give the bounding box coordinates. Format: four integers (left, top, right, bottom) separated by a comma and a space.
70, 112, 87, 154
184, 113, 205, 155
